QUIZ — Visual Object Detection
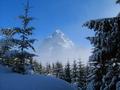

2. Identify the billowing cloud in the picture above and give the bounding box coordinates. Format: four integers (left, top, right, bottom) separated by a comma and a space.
36, 30, 92, 65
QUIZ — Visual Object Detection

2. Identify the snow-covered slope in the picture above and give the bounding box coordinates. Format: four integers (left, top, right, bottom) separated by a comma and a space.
0, 65, 76, 90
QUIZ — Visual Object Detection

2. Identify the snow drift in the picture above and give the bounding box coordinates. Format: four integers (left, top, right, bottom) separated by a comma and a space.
0, 65, 76, 90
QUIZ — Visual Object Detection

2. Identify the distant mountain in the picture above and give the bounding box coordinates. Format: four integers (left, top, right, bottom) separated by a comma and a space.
40, 30, 74, 51
38, 30, 90, 64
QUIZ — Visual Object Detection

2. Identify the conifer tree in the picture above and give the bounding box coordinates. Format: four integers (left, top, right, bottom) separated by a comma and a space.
64, 61, 71, 83
54, 62, 64, 79
51, 63, 56, 76
0, 28, 16, 65
45, 63, 52, 75
71, 60, 78, 83
83, 1, 120, 89
12, 1, 36, 74
77, 60, 86, 90
32, 61, 43, 74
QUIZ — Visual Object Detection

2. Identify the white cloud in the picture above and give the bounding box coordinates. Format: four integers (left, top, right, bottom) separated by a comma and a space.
35, 30, 92, 65
36, 42, 91, 65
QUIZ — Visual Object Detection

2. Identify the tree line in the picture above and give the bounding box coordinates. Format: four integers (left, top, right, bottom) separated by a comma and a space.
32, 60, 87, 89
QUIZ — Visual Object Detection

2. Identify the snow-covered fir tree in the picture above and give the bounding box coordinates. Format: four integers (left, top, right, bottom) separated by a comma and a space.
71, 60, 78, 83
54, 61, 64, 79
77, 60, 86, 90
32, 61, 43, 74
83, 1, 120, 89
45, 63, 52, 75
64, 61, 71, 83
0, 28, 16, 65
12, 1, 36, 74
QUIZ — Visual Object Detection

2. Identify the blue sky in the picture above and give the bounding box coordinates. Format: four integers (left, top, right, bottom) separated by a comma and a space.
0, 0, 120, 49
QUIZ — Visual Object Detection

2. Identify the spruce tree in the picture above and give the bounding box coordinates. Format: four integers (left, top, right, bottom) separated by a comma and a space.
77, 60, 86, 89
12, 1, 36, 74
45, 63, 52, 75
0, 28, 16, 65
71, 60, 78, 83
32, 61, 43, 74
83, 1, 120, 89
64, 61, 71, 83
51, 63, 56, 76
54, 62, 64, 79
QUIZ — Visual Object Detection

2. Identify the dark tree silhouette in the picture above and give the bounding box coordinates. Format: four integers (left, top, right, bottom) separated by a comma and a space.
83, 1, 120, 89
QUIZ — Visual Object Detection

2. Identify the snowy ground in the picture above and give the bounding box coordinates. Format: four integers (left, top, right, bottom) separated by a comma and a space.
0, 65, 76, 90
